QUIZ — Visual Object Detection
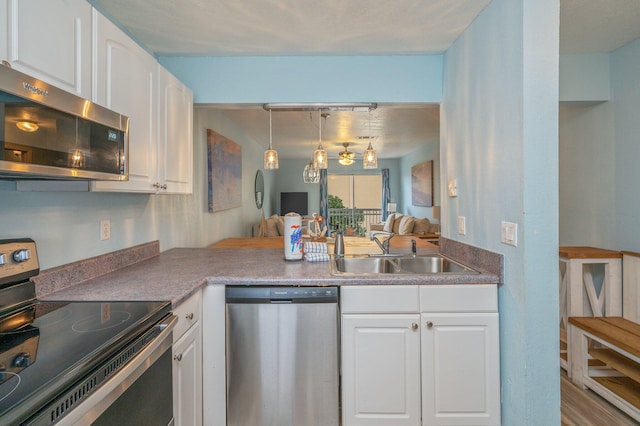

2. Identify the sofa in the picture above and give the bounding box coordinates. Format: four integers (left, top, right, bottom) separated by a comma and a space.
252, 214, 310, 237
370, 213, 439, 236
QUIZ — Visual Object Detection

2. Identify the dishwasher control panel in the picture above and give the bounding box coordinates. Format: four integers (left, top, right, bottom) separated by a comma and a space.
226, 286, 338, 303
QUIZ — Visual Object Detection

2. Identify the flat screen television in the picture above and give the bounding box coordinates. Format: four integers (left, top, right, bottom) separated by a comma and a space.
280, 192, 308, 216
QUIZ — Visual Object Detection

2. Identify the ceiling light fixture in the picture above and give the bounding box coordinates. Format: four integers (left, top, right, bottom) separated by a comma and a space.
363, 109, 378, 169
16, 120, 39, 132
338, 143, 355, 166
264, 110, 279, 169
313, 113, 328, 170
263, 102, 377, 112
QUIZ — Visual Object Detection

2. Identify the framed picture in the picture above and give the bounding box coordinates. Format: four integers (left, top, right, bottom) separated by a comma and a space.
411, 160, 434, 207
207, 129, 242, 212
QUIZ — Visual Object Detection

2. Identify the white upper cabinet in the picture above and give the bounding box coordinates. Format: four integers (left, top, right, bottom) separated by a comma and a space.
0, 0, 92, 98
157, 65, 193, 194
91, 11, 157, 193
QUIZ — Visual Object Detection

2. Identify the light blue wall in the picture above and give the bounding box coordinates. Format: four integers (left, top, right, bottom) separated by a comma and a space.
159, 56, 444, 104
399, 139, 441, 220
0, 108, 266, 269
560, 54, 610, 102
559, 37, 640, 253
559, 102, 615, 247
442, 0, 560, 424
611, 38, 640, 252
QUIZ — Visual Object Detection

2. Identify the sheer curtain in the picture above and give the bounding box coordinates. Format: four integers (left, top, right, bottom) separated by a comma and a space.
381, 168, 390, 221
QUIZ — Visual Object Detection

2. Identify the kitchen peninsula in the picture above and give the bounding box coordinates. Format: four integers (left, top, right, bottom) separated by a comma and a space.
35, 239, 503, 426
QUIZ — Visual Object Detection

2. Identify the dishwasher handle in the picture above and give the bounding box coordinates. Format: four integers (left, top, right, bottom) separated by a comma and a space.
226, 286, 338, 304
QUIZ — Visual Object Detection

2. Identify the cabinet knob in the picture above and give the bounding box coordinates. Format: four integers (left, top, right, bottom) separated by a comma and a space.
426, 321, 434, 329
174, 353, 183, 362
411, 322, 419, 330
152, 182, 161, 189
161, 183, 167, 190
185, 312, 194, 320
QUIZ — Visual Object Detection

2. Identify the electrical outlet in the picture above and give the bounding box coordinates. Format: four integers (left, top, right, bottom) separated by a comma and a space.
501, 221, 517, 246
448, 179, 458, 197
457, 216, 466, 235
100, 219, 111, 241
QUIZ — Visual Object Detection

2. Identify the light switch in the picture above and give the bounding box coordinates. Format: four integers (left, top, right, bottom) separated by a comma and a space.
457, 216, 466, 235
501, 221, 517, 246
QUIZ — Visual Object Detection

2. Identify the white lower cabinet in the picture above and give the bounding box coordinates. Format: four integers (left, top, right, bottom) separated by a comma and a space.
421, 313, 500, 426
342, 314, 422, 426
341, 284, 501, 426
172, 291, 203, 426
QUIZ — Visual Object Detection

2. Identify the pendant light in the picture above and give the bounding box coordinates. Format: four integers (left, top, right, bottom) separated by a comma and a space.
303, 156, 319, 183
264, 110, 279, 169
363, 109, 378, 169
313, 112, 328, 169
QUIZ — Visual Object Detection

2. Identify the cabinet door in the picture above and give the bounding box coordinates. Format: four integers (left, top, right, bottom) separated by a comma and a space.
173, 320, 203, 426
92, 12, 157, 193
421, 313, 500, 426
1, 0, 92, 98
342, 314, 421, 426
157, 65, 193, 194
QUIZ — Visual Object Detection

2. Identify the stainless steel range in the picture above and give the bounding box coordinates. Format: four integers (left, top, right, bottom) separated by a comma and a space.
0, 239, 176, 425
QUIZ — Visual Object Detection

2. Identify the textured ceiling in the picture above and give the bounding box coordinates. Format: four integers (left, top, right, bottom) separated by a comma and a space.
89, 0, 640, 160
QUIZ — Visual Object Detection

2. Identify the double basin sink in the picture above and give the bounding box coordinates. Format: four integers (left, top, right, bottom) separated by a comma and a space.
330, 254, 479, 275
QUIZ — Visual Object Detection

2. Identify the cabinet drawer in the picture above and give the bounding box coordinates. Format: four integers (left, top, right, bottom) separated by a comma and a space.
341, 286, 419, 313
173, 290, 202, 342
420, 284, 497, 312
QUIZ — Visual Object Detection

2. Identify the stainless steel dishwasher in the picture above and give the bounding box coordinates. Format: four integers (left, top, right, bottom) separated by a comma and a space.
225, 286, 339, 426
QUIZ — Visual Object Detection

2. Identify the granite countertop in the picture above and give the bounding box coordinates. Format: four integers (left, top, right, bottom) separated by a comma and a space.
36, 240, 502, 308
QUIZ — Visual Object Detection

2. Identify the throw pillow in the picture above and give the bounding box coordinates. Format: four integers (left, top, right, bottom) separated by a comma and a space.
275, 215, 284, 235
392, 214, 404, 234
412, 218, 432, 235
398, 215, 416, 235
266, 215, 280, 237
383, 214, 396, 232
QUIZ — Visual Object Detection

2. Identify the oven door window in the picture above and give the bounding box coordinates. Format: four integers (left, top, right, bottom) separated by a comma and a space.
92, 348, 173, 426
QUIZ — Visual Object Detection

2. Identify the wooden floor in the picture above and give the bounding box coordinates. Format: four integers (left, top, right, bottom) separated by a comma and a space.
561, 370, 639, 425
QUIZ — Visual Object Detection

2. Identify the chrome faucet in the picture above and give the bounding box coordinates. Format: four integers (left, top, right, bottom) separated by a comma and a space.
370, 231, 395, 254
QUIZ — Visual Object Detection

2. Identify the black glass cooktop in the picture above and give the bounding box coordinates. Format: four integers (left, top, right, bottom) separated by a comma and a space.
0, 299, 170, 424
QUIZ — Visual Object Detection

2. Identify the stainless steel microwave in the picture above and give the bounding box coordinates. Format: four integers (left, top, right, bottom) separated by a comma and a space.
0, 64, 128, 180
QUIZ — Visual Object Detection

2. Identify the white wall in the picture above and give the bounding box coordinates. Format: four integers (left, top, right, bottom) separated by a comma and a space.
0, 107, 266, 269
442, 1, 560, 424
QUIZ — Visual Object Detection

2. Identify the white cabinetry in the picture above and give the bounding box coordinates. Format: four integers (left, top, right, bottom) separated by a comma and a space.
92, 11, 157, 193
342, 284, 501, 426
157, 65, 193, 194
341, 286, 422, 426
0, 0, 92, 98
172, 290, 203, 426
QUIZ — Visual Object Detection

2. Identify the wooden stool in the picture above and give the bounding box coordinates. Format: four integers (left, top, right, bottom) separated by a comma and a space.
559, 246, 622, 370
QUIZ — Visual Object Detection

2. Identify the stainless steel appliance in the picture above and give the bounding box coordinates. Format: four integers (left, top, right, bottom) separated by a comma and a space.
0, 64, 128, 181
225, 286, 339, 426
0, 239, 175, 425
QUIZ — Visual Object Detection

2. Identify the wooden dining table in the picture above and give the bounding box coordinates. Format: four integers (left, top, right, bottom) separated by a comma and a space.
209, 235, 437, 253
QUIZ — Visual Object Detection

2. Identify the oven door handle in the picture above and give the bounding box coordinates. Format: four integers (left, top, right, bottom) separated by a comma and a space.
58, 314, 177, 426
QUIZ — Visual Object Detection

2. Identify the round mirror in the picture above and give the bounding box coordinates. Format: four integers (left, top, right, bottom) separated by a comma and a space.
254, 170, 264, 209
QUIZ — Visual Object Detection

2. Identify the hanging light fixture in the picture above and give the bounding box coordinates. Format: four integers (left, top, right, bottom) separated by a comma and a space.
313, 112, 328, 169
363, 108, 378, 169
264, 110, 279, 169
338, 143, 355, 166
303, 156, 319, 183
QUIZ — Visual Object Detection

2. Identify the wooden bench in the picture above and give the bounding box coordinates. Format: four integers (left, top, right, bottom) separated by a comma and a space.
568, 316, 640, 421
